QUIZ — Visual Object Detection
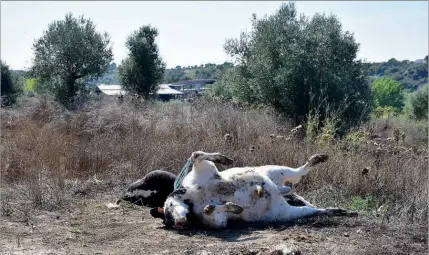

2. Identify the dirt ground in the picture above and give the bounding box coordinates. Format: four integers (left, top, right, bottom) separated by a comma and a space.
1, 193, 427, 255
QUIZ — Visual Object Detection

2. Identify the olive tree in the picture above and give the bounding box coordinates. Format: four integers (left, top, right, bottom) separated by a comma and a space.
218, 2, 373, 133
31, 13, 113, 105
119, 25, 165, 98
408, 85, 428, 120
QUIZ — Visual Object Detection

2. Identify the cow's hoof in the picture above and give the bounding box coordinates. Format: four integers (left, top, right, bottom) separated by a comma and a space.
326, 208, 358, 217
225, 202, 244, 214
308, 154, 329, 166
203, 205, 216, 215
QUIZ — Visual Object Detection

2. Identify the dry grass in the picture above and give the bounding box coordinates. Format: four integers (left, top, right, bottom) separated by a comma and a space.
1, 94, 427, 224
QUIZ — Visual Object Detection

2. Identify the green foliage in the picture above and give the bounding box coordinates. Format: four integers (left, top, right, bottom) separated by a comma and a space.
348, 196, 378, 212
205, 68, 236, 100
1, 60, 20, 105
368, 58, 428, 92
11, 71, 25, 94
163, 62, 233, 83
372, 106, 395, 119
119, 25, 165, 98
31, 13, 113, 105
163, 65, 191, 83
88, 62, 120, 85
216, 2, 372, 133
371, 77, 404, 113
1, 64, 26, 104
306, 109, 339, 145
344, 130, 367, 145
24, 78, 38, 92
406, 85, 428, 120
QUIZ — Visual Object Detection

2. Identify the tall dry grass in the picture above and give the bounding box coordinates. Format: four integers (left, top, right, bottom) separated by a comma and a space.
0, 94, 427, 224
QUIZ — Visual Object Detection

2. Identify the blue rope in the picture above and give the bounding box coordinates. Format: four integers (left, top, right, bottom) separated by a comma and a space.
174, 158, 192, 191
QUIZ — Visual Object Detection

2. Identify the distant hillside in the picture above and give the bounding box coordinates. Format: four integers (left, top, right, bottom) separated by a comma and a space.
85, 62, 234, 85
163, 62, 234, 83
368, 57, 428, 91
11, 57, 427, 91
162, 58, 428, 90
87, 63, 119, 86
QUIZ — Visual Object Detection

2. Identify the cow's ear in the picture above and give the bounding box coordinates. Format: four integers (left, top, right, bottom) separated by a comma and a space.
150, 207, 164, 219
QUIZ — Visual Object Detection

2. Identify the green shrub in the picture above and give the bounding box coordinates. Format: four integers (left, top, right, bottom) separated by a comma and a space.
371, 77, 405, 113
1, 60, 19, 105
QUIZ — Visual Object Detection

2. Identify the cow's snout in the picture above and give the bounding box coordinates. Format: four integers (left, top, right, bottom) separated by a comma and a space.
174, 218, 188, 229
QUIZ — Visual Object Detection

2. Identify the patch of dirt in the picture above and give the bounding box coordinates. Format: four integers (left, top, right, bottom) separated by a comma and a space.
1, 195, 427, 255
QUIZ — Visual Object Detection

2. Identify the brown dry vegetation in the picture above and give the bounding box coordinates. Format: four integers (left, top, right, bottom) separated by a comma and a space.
0, 95, 428, 254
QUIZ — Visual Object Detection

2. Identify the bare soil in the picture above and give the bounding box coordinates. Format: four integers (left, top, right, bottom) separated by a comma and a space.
1, 193, 427, 255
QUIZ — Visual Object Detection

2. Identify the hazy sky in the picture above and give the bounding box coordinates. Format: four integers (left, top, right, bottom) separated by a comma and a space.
1, 1, 428, 70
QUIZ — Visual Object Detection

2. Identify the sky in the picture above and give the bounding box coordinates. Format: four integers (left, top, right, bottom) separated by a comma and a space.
1, 1, 428, 70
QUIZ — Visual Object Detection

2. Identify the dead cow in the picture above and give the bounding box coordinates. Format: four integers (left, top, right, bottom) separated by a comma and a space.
153, 151, 357, 229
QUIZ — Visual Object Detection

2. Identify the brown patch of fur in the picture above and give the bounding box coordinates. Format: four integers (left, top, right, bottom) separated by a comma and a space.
213, 181, 236, 196
203, 205, 216, 215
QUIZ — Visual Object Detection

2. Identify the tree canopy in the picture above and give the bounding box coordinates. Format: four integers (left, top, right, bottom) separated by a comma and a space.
368, 57, 428, 92
408, 84, 428, 120
118, 25, 165, 98
163, 62, 234, 83
213, 2, 372, 132
371, 77, 405, 112
31, 13, 113, 105
1, 60, 17, 105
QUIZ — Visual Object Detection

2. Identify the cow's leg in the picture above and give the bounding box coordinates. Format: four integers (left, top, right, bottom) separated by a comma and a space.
277, 186, 316, 208
289, 193, 316, 207
268, 197, 357, 223
262, 154, 329, 186
203, 202, 244, 215
202, 202, 243, 228
278, 186, 292, 196
277, 184, 318, 207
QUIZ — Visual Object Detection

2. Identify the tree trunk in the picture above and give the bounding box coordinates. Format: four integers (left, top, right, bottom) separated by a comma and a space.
67, 77, 76, 102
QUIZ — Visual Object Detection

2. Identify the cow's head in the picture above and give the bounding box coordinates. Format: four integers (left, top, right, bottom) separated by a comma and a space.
150, 188, 193, 230
191, 151, 233, 166
123, 170, 176, 207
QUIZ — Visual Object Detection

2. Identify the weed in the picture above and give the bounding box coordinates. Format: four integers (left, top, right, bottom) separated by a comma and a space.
1, 95, 427, 224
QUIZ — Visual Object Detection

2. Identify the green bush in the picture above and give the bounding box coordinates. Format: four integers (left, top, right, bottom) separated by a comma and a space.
407, 85, 428, 121
349, 196, 378, 212
1, 61, 19, 105
371, 77, 405, 113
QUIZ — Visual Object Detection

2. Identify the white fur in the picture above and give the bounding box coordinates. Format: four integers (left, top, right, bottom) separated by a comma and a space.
165, 152, 334, 229
126, 189, 157, 198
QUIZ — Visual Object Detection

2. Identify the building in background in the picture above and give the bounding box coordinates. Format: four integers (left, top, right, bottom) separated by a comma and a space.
155, 84, 184, 101
95, 84, 126, 96
96, 83, 184, 101
167, 79, 216, 99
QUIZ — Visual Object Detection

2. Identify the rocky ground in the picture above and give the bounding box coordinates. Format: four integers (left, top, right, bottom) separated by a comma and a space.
1, 193, 427, 255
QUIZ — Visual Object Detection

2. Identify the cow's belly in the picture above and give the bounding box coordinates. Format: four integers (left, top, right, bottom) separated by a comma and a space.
186, 170, 281, 223
229, 181, 277, 221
